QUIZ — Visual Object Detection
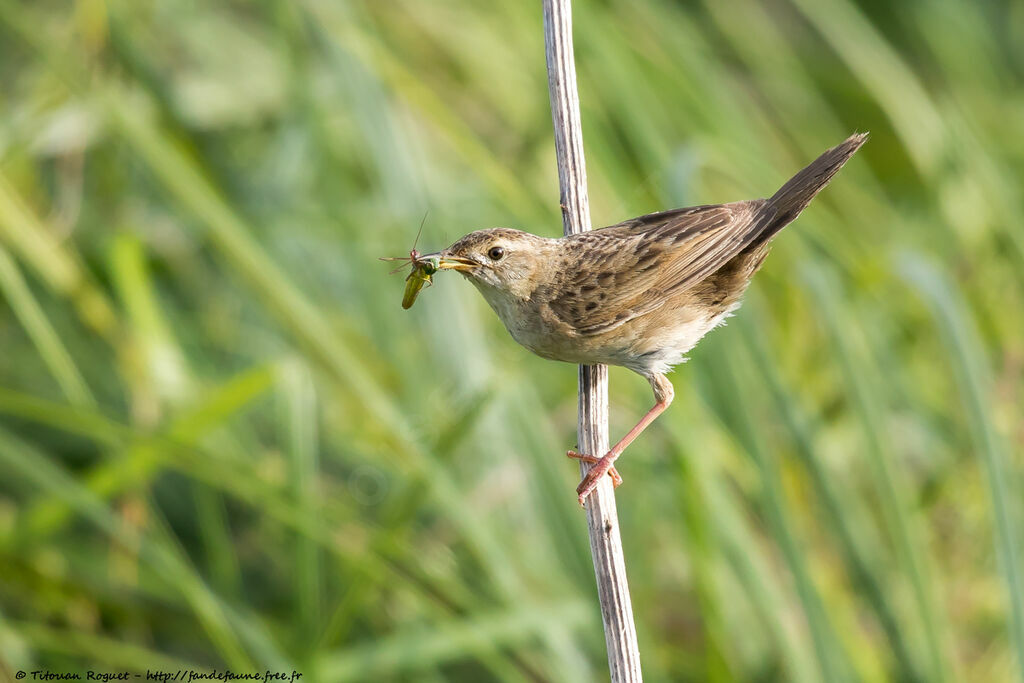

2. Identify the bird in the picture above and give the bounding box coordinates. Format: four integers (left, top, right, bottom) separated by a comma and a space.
413, 133, 867, 506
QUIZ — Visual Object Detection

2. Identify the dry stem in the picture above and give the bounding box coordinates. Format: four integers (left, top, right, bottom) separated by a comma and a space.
542, 1, 643, 680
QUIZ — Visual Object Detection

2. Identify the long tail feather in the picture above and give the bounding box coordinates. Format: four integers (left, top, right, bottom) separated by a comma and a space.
760, 132, 868, 239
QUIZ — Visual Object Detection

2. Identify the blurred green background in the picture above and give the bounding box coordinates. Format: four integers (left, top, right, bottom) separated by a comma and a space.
1, 0, 1022, 681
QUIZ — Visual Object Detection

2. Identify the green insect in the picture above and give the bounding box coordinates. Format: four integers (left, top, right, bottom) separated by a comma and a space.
380, 216, 440, 309
400, 254, 439, 309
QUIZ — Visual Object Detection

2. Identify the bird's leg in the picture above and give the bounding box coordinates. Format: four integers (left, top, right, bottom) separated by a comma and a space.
569, 373, 675, 506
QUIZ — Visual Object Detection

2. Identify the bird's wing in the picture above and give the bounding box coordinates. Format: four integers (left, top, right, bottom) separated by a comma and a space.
544, 200, 770, 336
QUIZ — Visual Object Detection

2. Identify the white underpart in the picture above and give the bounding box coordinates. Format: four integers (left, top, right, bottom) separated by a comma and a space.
630, 300, 743, 375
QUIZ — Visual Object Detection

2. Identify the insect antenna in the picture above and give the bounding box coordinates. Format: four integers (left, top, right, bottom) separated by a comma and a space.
380, 211, 431, 274
411, 210, 428, 254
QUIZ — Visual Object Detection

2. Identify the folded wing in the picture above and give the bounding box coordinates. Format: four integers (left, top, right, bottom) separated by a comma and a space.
545, 200, 771, 336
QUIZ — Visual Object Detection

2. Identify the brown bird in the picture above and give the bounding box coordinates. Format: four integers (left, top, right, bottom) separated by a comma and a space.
417, 134, 866, 506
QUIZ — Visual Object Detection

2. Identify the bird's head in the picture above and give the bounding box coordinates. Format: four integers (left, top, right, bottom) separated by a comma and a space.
424, 228, 554, 299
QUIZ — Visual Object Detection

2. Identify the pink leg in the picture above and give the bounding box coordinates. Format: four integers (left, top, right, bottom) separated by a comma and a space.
570, 373, 674, 506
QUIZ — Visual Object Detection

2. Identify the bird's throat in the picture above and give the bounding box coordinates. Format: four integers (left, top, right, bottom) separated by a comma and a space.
469, 277, 528, 326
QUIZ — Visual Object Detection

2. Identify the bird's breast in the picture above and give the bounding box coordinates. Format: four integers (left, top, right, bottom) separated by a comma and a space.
471, 276, 740, 374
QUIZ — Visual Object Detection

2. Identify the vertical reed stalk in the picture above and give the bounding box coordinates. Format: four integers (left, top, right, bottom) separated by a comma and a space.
542, 1, 643, 680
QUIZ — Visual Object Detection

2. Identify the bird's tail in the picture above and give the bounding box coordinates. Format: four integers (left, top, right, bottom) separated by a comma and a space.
759, 132, 868, 241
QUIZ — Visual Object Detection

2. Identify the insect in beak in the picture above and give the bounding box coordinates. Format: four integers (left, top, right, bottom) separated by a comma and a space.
417, 252, 478, 272
400, 255, 439, 309
380, 213, 478, 308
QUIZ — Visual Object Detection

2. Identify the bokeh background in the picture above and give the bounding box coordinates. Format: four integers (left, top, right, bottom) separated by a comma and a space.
1, 0, 1022, 681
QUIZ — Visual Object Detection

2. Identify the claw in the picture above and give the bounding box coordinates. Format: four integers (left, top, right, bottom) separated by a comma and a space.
567, 450, 622, 488
573, 452, 622, 506
566, 449, 598, 463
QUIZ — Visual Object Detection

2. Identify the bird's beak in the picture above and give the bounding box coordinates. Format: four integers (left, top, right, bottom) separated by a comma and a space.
421, 251, 478, 272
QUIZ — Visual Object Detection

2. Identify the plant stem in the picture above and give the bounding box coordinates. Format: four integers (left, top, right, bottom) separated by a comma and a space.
542, 1, 643, 680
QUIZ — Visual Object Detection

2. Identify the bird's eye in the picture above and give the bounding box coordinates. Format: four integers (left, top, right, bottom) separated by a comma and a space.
487, 246, 505, 261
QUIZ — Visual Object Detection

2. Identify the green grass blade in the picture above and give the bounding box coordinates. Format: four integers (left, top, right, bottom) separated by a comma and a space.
901, 254, 1024, 682
0, 170, 118, 339
0, 243, 94, 407
277, 358, 322, 654
737, 302, 927, 681
803, 261, 953, 682
313, 601, 589, 682
0, 427, 256, 668
694, 334, 853, 682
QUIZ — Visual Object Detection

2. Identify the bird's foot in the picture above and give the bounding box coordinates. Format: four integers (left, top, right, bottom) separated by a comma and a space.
567, 451, 621, 506
566, 450, 622, 488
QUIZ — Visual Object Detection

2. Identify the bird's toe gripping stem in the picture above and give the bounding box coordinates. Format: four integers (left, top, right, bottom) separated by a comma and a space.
566, 450, 623, 502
